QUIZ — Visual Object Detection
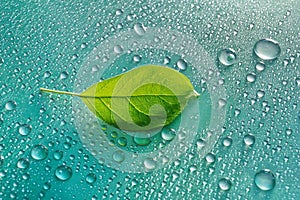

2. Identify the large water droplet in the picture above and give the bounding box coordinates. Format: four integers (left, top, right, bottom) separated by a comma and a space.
30, 145, 48, 160
218, 48, 237, 66
253, 39, 281, 60
254, 169, 276, 191
218, 178, 232, 191
55, 166, 72, 181
5, 101, 17, 111
18, 124, 32, 136
134, 23, 146, 36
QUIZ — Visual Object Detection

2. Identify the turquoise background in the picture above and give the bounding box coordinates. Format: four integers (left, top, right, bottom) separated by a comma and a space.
0, 0, 299, 199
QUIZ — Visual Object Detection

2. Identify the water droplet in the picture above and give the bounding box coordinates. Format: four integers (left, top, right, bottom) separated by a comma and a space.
246, 73, 256, 83
243, 134, 255, 146
218, 48, 237, 66
222, 137, 232, 147
143, 158, 156, 170
115, 9, 123, 16
53, 150, 63, 160
161, 128, 176, 141
85, 173, 97, 184
164, 56, 171, 65
60, 71, 68, 80
5, 101, 17, 111
133, 55, 141, 63
218, 178, 232, 191
133, 137, 151, 146
55, 165, 72, 181
205, 153, 216, 164
43, 71, 51, 78
112, 151, 125, 163
254, 169, 276, 191
134, 23, 146, 36
0, 57, 4, 65
253, 39, 281, 60
257, 90, 265, 99
255, 62, 265, 72
196, 139, 206, 148
117, 137, 127, 146
43, 182, 51, 190
17, 158, 29, 169
18, 124, 32, 136
176, 59, 187, 71
218, 98, 227, 107
114, 45, 123, 54
110, 131, 118, 138
30, 145, 48, 160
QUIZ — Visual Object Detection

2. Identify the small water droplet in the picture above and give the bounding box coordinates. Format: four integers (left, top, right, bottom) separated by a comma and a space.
5, 101, 17, 111
205, 153, 216, 164
115, 9, 123, 16
0, 57, 4, 65
112, 151, 125, 163
19, 124, 32, 136
55, 165, 72, 181
254, 169, 276, 191
60, 71, 68, 80
117, 137, 127, 146
85, 173, 97, 184
243, 134, 255, 146
133, 137, 151, 146
218, 178, 232, 191
143, 158, 156, 170
43, 182, 51, 190
218, 48, 237, 66
218, 98, 227, 107
161, 128, 176, 141
253, 39, 281, 60
164, 56, 171, 65
43, 71, 51, 78
246, 73, 256, 83
257, 90, 265, 99
196, 139, 206, 148
176, 59, 187, 71
53, 150, 63, 160
17, 158, 29, 169
30, 145, 48, 160
222, 137, 232, 147
134, 23, 146, 36
255, 62, 265, 72
114, 45, 123, 54
133, 55, 141, 63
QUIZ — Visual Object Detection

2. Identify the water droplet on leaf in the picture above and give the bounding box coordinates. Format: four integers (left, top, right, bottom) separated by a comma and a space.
254, 169, 276, 191
218, 48, 237, 66
253, 39, 281, 60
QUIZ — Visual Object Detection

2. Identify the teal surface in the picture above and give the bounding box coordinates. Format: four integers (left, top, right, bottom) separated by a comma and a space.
0, 0, 299, 199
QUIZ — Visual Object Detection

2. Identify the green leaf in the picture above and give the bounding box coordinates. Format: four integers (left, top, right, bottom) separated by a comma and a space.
40, 65, 199, 132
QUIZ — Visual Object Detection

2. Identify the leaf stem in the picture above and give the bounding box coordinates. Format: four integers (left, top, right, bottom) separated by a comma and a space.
40, 88, 81, 97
